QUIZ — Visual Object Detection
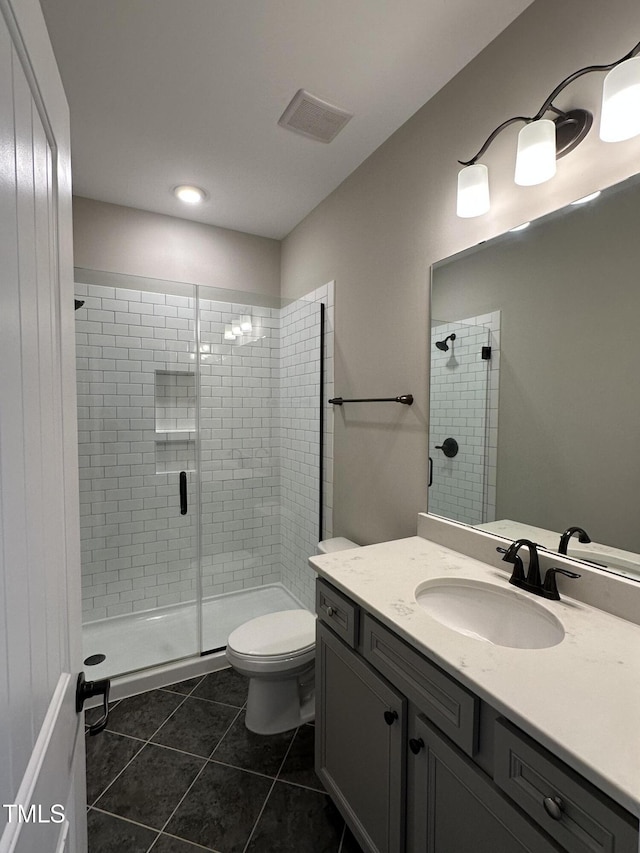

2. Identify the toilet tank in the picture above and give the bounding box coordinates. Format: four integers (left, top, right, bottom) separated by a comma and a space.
317, 537, 360, 555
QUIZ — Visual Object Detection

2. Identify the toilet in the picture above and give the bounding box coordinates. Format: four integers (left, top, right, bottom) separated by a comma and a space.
225, 537, 360, 734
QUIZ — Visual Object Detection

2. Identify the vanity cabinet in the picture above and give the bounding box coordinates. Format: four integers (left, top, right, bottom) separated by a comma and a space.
315, 579, 638, 853
407, 714, 560, 853
316, 622, 406, 853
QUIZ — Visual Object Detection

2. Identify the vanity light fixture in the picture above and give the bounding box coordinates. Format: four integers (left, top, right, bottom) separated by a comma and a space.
224, 325, 236, 341
457, 38, 640, 217
173, 185, 207, 204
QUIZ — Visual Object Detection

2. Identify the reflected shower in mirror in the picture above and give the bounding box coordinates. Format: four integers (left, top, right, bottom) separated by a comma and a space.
430, 172, 640, 582
429, 318, 494, 527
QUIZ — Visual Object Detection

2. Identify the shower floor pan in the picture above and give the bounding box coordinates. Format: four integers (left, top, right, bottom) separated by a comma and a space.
82, 583, 305, 684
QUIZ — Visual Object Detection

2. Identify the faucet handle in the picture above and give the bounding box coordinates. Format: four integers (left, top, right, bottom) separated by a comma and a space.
497, 546, 525, 583
542, 567, 581, 600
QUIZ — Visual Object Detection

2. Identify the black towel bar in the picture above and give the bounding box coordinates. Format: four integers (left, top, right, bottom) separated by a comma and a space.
329, 395, 413, 406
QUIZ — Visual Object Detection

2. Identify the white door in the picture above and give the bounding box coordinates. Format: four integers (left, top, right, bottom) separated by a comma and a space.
0, 0, 85, 851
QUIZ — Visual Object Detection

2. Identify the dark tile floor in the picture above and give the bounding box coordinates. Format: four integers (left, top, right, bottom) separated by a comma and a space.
86, 669, 364, 853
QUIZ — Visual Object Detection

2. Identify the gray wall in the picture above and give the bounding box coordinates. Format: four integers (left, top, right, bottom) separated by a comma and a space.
433, 179, 640, 553
281, 0, 640, 545
73, 196, 281, 296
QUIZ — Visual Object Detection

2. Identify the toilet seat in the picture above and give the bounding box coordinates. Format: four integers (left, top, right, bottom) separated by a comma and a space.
227, 609, 315, 659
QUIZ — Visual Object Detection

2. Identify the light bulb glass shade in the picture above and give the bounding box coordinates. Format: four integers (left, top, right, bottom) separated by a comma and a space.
232, 323, 242, 336
600, 57, 640, 142
570, 190, 601, 205
224, 325, 236, 341
240, 315, 252, 333
514, 119, 556, 186
456, 164, 490, 218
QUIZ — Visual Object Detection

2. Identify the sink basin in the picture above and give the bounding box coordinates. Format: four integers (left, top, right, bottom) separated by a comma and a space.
568, 547, 640, 578
415, 579, 564, 649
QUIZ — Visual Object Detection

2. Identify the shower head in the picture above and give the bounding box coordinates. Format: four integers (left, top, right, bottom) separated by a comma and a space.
435, 333, 456, 352
74, 299, 85, 311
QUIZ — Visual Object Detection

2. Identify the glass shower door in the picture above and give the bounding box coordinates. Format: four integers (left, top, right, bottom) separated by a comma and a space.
76, 274, 200, 679
196, 290, 323, 653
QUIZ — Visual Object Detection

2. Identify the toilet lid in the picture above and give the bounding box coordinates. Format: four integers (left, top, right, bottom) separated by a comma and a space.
227, 609, 316, 657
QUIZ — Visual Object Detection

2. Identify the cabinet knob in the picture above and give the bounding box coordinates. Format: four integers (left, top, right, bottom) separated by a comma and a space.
542, 796, 564, 821
324, 605, 335, 617
409, 737, 424, 754
383, 710, 398, 726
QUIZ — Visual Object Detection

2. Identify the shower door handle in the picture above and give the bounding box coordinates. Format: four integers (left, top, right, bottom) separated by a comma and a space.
179, 471, 188, 515
428, 456, 433, 487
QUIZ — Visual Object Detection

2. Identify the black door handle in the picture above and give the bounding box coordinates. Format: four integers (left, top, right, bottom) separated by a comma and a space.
428, 456, 433, 487
76, 672, 110, 736
179, 471, 187, 515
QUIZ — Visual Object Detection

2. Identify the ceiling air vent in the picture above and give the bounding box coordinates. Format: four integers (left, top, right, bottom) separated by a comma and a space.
278, 89, 353, 143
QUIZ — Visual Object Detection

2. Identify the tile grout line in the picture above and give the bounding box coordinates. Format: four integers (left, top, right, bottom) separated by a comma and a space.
153, 704, 245, 844
145, 826, 220, 853
90, 805, 162, 835
88, 676, 346, 852
206, 755, 326, 791
88, 679, 204, 807
89, 675, 248, 852
240, 776, 279, 853
338, 824, 346, 853
240, 725, 299, 853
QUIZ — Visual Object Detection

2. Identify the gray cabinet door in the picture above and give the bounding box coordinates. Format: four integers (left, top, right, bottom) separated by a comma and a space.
316, 622, 406, 853
408, 715, 562, 853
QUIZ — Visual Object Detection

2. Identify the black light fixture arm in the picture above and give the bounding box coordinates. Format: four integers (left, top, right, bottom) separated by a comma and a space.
458, 115, 531, 166
458, 38, 640, 167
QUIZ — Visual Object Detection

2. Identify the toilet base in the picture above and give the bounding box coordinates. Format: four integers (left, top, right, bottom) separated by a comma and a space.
244, 668, 315, 735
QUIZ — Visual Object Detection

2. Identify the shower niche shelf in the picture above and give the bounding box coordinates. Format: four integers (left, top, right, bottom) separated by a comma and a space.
154, 369, 196, 434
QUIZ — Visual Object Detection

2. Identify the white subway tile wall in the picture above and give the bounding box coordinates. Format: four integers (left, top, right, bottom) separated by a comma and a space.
428, 312, 500, 526
75, 283, 199, 622
279, 300, 321, 606
76, 281, 334, 623
279, 281, 335, 607
197, 299, 282, 602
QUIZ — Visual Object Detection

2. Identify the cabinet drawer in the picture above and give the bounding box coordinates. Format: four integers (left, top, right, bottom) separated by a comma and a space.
361, 613, 478, 756
494, 719, 638, 853
316, 579, 359, 648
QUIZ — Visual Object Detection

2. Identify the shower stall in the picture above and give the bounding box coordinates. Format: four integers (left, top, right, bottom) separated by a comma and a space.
429, 316, 498, 526
75, 271, 327, 682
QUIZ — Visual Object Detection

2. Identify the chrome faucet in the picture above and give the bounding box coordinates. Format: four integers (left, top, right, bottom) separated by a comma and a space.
497, 539, 580, 600
558, 526, 591, 555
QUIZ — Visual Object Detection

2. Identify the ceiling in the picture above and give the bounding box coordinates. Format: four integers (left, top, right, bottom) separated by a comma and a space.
40, 0, 533, 240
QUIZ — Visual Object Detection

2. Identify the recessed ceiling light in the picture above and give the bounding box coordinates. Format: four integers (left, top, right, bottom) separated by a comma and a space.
509, 222, 530, 232
570, 190, 601, 205
173, 185, 207, 204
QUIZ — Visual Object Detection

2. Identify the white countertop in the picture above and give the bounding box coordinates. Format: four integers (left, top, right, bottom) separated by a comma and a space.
310, 535, 640, 818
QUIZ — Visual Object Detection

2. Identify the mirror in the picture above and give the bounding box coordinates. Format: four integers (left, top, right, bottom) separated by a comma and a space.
429, 172, 640, 581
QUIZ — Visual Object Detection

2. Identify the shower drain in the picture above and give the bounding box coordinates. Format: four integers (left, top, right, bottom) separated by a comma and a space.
84, 654, 106, 666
